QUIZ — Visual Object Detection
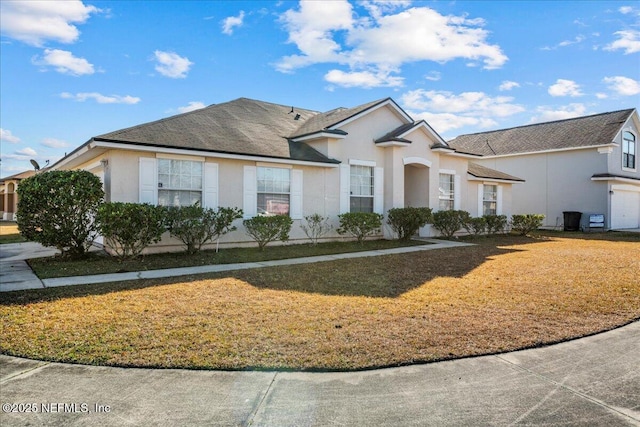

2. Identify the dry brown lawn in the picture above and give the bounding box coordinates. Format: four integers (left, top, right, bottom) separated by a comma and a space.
1, 233, 638, 370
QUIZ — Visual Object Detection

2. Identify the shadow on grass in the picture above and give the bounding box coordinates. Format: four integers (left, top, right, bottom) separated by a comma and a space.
0, 235, 546, 305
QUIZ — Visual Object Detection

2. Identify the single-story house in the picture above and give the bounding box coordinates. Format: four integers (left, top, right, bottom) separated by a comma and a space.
448, 108, 640, 230
0, 170, 37, 221
51, 97, 523, 252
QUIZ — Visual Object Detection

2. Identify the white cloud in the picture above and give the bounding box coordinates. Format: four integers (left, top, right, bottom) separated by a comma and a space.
60, 92, 141, 104
603, 76, 640, 96
0, 0, 100, 46
542, 35, 586, 50
177, 101, 206, 113
221, 11, 245, 35
604, 30, 640, 54
401, 89, 524, 134
424, 71, 441, 81
16, 147, 38, 157
33, 49, 94, 76
619, 6, 635, 14
325, 68, 403, 88
276, 2, 507, 88
548, 79, 583, 97
530, 104, 587, 123
596, 93, 608, 99
41, 138, 70, 148
499, 80, 520, 91
153, 50, 193, 78
1, 129, 21, 143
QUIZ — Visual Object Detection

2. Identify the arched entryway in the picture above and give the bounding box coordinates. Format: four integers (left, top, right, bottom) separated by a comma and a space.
403, 157, 430, 208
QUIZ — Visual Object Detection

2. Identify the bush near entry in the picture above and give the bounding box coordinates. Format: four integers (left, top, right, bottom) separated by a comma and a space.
387, 207, 432, 241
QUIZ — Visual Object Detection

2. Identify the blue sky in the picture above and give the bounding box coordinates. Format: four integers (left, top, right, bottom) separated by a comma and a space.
1, 0, 639, 177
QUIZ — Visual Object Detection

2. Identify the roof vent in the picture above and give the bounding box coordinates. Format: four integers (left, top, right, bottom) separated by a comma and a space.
294, 113, 301, 120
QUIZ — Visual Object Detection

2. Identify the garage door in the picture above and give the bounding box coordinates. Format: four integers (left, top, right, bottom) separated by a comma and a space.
611, 189, 640, 229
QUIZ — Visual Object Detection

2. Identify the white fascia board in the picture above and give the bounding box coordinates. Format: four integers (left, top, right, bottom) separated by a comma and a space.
591, 176, 640, 185
328, 99, 412, 130
92, 140, 340, 168
291, 131, 347, 142
50, 143, 93, 170
442, 150, 483, 158
401, 121, 447, 146
467, 176, 524, 184
480, 143, 619, 159
376, 141, 411, 147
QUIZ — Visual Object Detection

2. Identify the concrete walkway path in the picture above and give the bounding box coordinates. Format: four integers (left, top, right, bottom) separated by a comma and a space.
1, 321, 638, 426
1, 239, 472, 292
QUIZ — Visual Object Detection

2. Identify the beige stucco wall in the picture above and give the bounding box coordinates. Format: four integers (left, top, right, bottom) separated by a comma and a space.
82, 103, 521, 252
476, 148, 610, 228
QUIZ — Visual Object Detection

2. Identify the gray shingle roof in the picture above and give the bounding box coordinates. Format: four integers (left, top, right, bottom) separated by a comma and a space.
290, 98, 390, 138
448, 109, 635, 156
468, 163, 524, 182
96, 98, 337, 163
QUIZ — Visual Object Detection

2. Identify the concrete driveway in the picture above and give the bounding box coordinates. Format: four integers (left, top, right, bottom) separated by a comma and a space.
1, 321, 638, 426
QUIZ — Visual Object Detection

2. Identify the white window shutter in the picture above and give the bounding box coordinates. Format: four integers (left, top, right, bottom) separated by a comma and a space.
203, 163, 219, 209
139, 157, 157, 205
453, 175, 461, 210
478, 184, 484, 216
374, 167, 384, 214
497, 185, 503, 215
243, 165, 257, 218
290, 169, 303, 220
340, 164, 350, 213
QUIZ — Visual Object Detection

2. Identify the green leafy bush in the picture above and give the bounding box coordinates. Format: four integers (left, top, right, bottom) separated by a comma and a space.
301, 213, 332, 245
463, 216, 487, 236
337, 212, 383, 244
16, 170, 104, 257
243, 215, 293, 250
484, 214, 508, 235
387, 207, 432, 240
97, 203, 167, 260
431, 210, 469, 238
511, 214, 545, 235
167, 204, 243, 254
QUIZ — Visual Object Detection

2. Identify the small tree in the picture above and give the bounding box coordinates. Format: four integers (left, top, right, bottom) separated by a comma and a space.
484, 214, 508, 235
511, 214, 545, 236
431, 210, 468, 238
243, 215, 293, 250
463, 216, 487, 236
301, 213, 332, 245
16, 170, 104, 257
97, 202, 167, 260
387, 207, 432, 241
166, 204, 243, 254
337, 212, 383, 244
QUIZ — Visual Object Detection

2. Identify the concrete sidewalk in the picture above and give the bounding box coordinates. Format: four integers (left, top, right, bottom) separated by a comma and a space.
1, 239, 472, 292
1, 321, 638, 426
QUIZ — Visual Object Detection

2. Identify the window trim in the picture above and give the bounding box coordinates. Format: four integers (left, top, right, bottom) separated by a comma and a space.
622, 130, 636, 171
438, 173, 455, 211
243, 165, 302, 219
477, 182, 503, 216
157, 158, 204, 207
257, 166, 292, 216
139, 157, 218, 208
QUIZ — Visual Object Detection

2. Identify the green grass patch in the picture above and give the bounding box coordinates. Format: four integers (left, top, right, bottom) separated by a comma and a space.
29, 239, 426, 279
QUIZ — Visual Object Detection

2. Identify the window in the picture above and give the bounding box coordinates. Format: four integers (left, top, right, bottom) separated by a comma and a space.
350, 165, 374, 213
157, 159, 202, 206
483, 184, 497, 215
439, 174, 454, 211
623, 131, 636, 169
257, 167, 290, 215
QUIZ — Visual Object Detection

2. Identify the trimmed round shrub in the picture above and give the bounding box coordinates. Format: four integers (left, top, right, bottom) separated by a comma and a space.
431, 210, 469, 238
16, 170, 104, 257
97, 202, 167, 260
337, 212, 383, 244
243, 215, 293, 250
387, 207, 432, 240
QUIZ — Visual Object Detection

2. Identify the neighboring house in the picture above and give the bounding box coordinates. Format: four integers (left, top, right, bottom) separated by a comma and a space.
448, 108, 640, 230
0, 170, 36, 221
51, 97, 522, 252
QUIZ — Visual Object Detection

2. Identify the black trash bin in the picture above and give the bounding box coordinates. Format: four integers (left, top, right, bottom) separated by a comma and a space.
563, 211, 582, 231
